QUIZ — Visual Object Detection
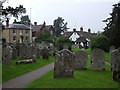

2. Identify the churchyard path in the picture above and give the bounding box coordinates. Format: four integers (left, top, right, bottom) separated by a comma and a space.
2, 62, 54, 88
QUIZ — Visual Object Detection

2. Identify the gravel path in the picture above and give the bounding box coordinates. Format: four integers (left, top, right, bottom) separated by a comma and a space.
2, 62, 54, 88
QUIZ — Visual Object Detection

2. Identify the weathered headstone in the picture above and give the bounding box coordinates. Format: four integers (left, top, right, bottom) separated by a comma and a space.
91, 48, 105, 70
19, 43, 27, 59
110, 46, 115, 53
36, 48, 42, 58
110, 48, 120, 81
72, 44, 79, 49
2, 46, 13, 64
54, 49, 74, 78
42, 47, 49, 60
73, 50, 88, 70
27, 44, 37, 59
11, 44, 18, 60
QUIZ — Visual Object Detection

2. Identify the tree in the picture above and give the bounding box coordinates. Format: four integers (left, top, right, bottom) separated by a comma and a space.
103, 2, 120, 48
20, 15, 30, 25
1, 5, 26, 22
53, 17, 69, 36
35, 30, 53, 43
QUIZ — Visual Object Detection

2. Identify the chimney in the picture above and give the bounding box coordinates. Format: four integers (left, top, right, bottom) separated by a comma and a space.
6, 18, 9, 27
80, 27, 83, 32
34, 22, 37, 26
88, 28, 91, 33
73, 28, 76, 32
43, 21, 46, 27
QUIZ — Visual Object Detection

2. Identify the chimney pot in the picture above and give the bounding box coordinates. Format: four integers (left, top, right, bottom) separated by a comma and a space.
34, 22, 37, 26
73, 28, 76, 32
80, 27, 83, 32
6, 18, 9, 27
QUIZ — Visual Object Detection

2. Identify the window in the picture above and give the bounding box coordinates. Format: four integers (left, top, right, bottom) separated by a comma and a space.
50, 31, 53, 34
26, 30, 28, 34
26, 37, 28, 40
19, 30, 23, 35
13, 30, 16, 33
13, 36, 16, 41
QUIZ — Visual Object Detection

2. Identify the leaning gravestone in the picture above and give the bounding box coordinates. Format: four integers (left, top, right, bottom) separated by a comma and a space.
73, 50, 88, 70
54, 49, 74, 78
91, 48, 105, 70
42, 47, 49, 60
2, 46, 13, 64
110, 48, 120, 81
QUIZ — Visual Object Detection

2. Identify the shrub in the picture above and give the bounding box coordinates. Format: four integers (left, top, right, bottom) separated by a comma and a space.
91, 34, 109, 52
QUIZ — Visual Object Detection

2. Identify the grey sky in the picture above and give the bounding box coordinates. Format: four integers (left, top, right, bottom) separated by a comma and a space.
3, 0, 120, 32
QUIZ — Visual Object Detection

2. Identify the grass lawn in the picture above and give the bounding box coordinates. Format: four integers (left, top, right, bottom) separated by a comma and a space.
2, 56, 55, 82
26, 56, 119, 88
71, 48, 80, 52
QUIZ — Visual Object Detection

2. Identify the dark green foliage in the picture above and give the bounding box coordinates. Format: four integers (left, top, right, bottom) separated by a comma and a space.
53, 17, 69, 36
35, 30, 53, 43
1, 5, 26, 22
55, 36, 74, 51
103, 2, 120, 48
2, 5, 26, 18
13, 15, 30, 25
91, 34, 109, 52
20, 15, 30, 25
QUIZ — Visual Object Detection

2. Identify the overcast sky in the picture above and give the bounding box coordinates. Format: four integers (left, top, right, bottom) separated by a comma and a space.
2, 0, 120, 32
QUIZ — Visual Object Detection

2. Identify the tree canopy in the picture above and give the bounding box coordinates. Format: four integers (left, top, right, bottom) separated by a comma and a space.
13, 15, 30, 25
1, 5, 26, 22
35, 30, 53, 43
103, 2, 120, 48
53, 17, 69, 36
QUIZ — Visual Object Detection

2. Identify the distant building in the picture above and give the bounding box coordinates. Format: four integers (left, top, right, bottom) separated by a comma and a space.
64, 27, 97, 48
32, 21, 55, 40
2, 24, 31, 43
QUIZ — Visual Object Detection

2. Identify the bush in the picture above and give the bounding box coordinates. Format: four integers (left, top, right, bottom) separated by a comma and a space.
54, 36, 74, 51
91, 34, 109, 52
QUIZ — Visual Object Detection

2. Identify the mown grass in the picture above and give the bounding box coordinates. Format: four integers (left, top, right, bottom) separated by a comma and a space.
26, 55, 118, 88
2, 56, 55, 82
71, 48, 80, 52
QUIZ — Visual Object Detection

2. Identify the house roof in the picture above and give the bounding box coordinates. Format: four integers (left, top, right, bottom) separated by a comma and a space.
6, 24, 31, 30
76, 36, 87, 43
32, 24, 55, 32
32, 25, 43, 32
64, 30, 97, 39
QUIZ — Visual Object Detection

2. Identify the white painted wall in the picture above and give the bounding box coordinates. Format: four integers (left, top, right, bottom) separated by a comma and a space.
69, 32, 80, 41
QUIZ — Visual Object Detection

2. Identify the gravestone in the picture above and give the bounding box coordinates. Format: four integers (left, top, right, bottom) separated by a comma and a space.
72, 44, 79, 49
42, 47, 49, 60
54, 49, 74, 78
2, 46, 13, 64
91, 48, 105, 70
19, 43, 27, 59
36, 48, 42, 58
27, 44, 37, 59
73, 50, 88, 70
110, 48, 120, 81
11, 44, 18, 60
110, 46, 115, 53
